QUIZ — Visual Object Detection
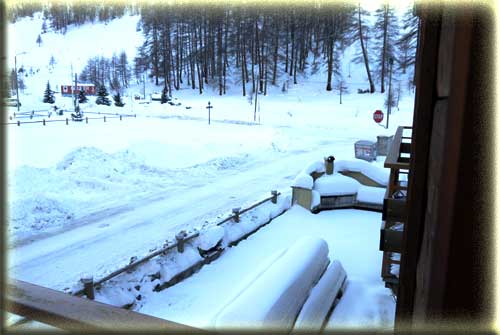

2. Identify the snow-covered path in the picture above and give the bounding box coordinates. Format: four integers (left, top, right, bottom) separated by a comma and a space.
8, 144, 348, 291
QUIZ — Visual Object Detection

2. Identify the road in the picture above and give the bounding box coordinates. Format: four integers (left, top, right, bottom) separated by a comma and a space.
8, 142, 353, 291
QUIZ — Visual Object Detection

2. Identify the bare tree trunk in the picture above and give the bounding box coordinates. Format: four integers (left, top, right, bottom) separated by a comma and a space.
380, 4, 388, 93
358, 3, 375, 93
272, 24, 279, 85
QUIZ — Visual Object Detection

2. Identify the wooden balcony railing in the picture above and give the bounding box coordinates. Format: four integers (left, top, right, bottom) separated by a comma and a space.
5, 279, 208, 332
380, 126, 412, 292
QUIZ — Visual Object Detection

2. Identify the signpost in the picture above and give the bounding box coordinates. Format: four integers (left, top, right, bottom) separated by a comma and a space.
373, 110, 384, 124
206, 101, 213, 125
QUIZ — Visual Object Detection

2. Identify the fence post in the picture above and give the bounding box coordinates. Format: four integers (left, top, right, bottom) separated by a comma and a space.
104, 116, 106, 122
232, 207, 241, 223
120, 115, 122, 121
176, 231, 187, 253
80, 275, 94, 300
86, 117, 88, 124
271, 190, 278, 204
66, 118, 68, 125
17, 120, 20, 126
43, 119, 46, 126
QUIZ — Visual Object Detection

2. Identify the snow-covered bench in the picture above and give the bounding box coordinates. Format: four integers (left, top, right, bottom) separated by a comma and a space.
211, 237, 346, 332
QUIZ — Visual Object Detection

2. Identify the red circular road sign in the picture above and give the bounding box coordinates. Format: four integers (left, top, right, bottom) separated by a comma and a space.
373, 110, 384, 123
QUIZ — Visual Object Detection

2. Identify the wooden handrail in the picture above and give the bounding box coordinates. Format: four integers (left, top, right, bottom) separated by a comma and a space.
384, 126, 412, 170
6, 279, 207, 332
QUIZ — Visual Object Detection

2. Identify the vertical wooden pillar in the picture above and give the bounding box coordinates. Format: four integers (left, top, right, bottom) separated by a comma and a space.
395, 4, 443, 328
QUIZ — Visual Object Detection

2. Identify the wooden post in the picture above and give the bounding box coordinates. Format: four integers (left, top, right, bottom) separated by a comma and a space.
17, 120, 20, 126
66, 118, 68, 125
176, 231, 186, 253
86, 117, 88, 124
120, 115, 122, 121
80, 275, 94, 300
104, 116, 106, 122
43, 119, 46, 126
271, 190, 278, 204
232, 207, 241, 222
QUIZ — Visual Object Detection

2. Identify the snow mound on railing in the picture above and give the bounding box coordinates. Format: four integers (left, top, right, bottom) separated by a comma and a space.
292, 173, 314, 189
334, 159, 389, 186
302, 160, 326, 175
313, 174, 360, 196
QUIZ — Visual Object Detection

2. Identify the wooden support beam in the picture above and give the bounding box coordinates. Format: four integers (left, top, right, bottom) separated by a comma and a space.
5, 279, 205, 332
395, 4, 443, 327
383, 198, 407, 222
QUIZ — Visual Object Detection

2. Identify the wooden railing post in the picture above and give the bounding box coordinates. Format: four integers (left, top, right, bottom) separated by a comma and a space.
232, 208, 241, 222
175, 231, 187, 253
80, 275, 94, 300
271, 190, 278, 204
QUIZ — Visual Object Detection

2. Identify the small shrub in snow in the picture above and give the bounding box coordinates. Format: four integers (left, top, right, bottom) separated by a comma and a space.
113, 92, 125, 107
78, 88, 88, 103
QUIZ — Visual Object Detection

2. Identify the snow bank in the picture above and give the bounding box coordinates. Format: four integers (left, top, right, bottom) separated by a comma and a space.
9, 196, 75, 235
292, 173, 314, 190
357, 186, 386, 205
213, 236, 329, 331
334, 160, 389, 186
313, 173, 360, 196
302, 160, 326, 175
94, 285, 136, 308
293, 260, 347, 333
325, 280, 395, 329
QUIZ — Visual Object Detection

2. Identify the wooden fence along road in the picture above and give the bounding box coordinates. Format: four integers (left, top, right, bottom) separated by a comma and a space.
2, 111, 136, 126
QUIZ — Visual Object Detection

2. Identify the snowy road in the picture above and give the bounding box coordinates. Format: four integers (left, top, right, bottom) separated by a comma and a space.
8, 143, 350, 291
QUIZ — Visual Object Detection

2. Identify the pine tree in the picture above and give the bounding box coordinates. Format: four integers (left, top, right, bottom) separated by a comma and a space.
113, 92, 125, 107
78, 88, 88, 103
43, 81, 55, 103
36, 34, 42, 46
41, 19, 47, 33
397, 5, 419, 90
95, 84, 111, 106
49, 55, 56, 69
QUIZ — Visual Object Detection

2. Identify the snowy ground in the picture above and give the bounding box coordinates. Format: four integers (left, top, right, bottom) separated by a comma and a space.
138, 207, 395, 330
6, 11, 414, 330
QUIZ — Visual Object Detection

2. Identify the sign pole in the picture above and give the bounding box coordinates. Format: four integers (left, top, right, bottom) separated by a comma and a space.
206, 101, 212, 125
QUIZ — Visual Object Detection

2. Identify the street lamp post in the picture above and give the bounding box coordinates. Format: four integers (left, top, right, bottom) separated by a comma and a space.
14, 52, 27, 112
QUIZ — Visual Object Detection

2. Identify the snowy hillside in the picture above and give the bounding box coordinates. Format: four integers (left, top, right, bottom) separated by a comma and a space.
6, 6, 415, 331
